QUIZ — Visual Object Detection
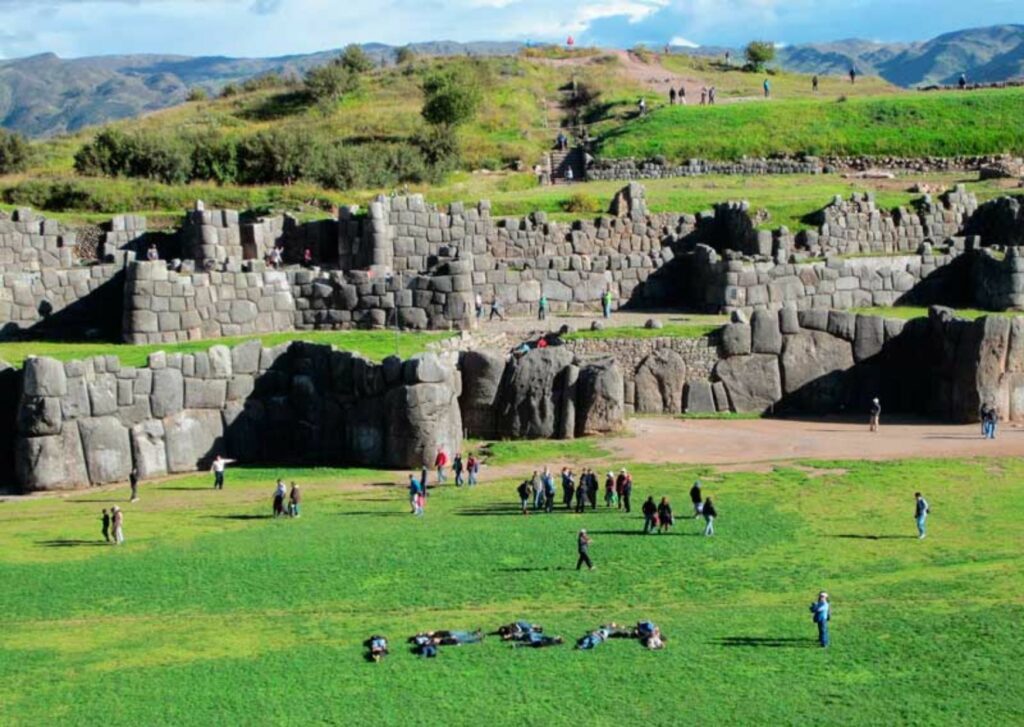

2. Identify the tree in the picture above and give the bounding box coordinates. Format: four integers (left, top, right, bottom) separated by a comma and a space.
236, 128, 319, 185
744, 41, 776, 71
420, 69, 481, 129
186, 87, 208, 102
0, 129, 32, 174
396, 46, 416, 65
303, 63, 358, 105
339, 44, 375, 74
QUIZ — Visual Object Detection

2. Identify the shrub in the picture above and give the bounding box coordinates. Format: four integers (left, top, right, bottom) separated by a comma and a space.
744, 41, 776, 71
186, 87, 208, 102
187, 131, 238, 185
414, 125, 461, 174
561, 192, 601, 214
421, 68, 481, 128
220, 83, 240, 98
304, 63, 358, 105
236, 128, 319, 185
0, 129, 32, 174
313, 143, 428, 190
396, 46, 416, 65
241, 73, 285, 93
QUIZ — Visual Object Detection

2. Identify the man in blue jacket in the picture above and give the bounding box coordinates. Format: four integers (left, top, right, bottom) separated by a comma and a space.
809, 591, 830, 647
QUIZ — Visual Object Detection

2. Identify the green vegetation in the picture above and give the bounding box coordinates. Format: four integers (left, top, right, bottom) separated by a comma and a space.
850, 306, 1020, 321
565, 321, 722, 341
1, 456, 1021, 723
0, 329, 452, 369
0, 129, 32, 174
475, 437, 611, 466
600, 88, 1024, 160
744, 41, 777, 71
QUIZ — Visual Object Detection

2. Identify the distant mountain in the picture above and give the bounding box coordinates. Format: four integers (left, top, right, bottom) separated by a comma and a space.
776, 25, 1024, 86
0, 41, 523, 138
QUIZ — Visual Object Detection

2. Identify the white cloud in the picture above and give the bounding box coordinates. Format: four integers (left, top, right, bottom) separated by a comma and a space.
669, 36, 699, 48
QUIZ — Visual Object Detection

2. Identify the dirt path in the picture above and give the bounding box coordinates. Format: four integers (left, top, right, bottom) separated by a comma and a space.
604, 416, 1024, 468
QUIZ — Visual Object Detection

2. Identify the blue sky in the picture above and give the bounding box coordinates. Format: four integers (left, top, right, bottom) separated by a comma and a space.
0, 0, 1021, 59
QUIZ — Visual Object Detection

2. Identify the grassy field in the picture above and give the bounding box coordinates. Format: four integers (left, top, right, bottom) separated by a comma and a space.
851, 306, 1016, 320
0, 454, 1021, 725
0, 330, 452, 368
600, 87, 1024, 161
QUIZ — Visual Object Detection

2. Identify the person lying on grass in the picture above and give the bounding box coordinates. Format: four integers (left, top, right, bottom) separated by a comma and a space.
513, 632, 565, 648
365, 635, 389, 662
409, 630, 484, 646
496, 622, 543, 641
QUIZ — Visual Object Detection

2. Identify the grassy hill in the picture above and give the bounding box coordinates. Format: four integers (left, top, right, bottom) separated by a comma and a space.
0, 455, 1021, 723
598, 87, 1024, 161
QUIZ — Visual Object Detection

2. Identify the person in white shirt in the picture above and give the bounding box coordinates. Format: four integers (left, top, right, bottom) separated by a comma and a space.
211, 455, 236, 490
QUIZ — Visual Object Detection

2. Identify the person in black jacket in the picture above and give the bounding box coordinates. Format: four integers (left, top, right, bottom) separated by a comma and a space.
576, 529, 594, 570
657, 497, 674, 534
642, 496, 657, 533
587, 471, 599, 509
575, 473, 587, 513
517, 480, 531, 515
689, 481, 703, 517
703, 497, 717, 536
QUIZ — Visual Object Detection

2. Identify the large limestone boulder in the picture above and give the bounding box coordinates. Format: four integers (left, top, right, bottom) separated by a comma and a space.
751, 309, 783, 354
15, 424, 89, 491
780, 331, 855, 412
683, 381, 716, 414
164, 410, 225, 473
78, 416, 133, 485
131, 420, 167, 479
575, 357, 624, 436
714, 354, 782, 413
384, 381, 463, 468
403, 353, 449, 385
17, 396, 62, 436
458, 350, 507, 438
721, 323, 752, 357
23, 357, 67, 397
854, 314, 886, 362
496, 347, 575, 438
634, 349, 686, 414
151, 368, 184, 418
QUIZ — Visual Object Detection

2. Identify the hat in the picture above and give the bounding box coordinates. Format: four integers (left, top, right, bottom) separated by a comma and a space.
819, 591, 829, 598
607, 471, 614, 477
872, 397, 879, 403
619, 468, 626, 473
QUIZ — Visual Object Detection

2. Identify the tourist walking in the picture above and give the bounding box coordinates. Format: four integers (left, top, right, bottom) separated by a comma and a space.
869, 397, 881, 432
101, 508, 111, 543
517, 479, 532, 515
475, 292, 484, 320
809, 592, 830, 647
420, 464, 429, 491
621, 470, 633, 513
849, 67, 856, 84
538, 295, 548, 321
453, 452, 464, 487
669, 87, 677, 105
604, 471, 616, 507
112, 506, 124, 545
561, 468, 575, 509
434, 447, 448, 484
812, 75, 819, 92
129, 467, 139, 502
702, 497, 717, 536
959, 73, 968, 90
273, 479, 287, 517
544, 470, 557, 513
467, 453, 479, 486
678, 86, 686, 105
575, 475, 587, 512
689, 480, 703, 517
489, 298, 505, 321
708, 86, 716, 105
587, 472, 599, 509
409, 474, 423, 516
576, 529, 594, 571
211, 455, 235, 490
601, 288, 613, 318
763, 78, 771, 98
657, 497, 674, 534
642, 496, 657, 534
981, 403, 997, 439
914, 492, 930, 539
288, 482, 301, 517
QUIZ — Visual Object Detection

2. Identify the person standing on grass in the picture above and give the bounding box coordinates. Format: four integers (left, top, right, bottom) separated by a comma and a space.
576, 529, 594, 571
517, 479, 532, 515
812, 75, 819, 93
678, 86, 686, 105
434, 447, 448, 484
532, 470, 544, 510
409, 474, 422, 515
544, 471, 557, 513
708, 86, 716, 105
129, 467, 139, 503
658, 497, 674, 534
288, 483, 301, 517
642, 496, 657, 533
669, 87, 677, 105
869, 397, 881, 432
575, 474, 587, 512
101, 508, 111, 543
914, 492, 930, 539
604, 471, 616, 507
467, 453, 479, 486
562, 468, 575, 509
588, 471, 599, 509
112, 506, 124, 545
211, 455, 235, 490
763, 78, 771, 98
702, 497, 717, 536
453, 452, 464, 487
689, 480, 703, 517
273, 479, 287, 517
809, 592, 830, 648
849, 67, 856, 84
621, 470, 633, 513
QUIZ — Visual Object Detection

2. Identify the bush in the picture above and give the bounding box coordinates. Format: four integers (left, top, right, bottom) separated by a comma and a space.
220, 83, 240, 98
186, 87, 208, 102
745, 41, 776, 71
236, 128, 320, 185
241, 73, 285, 93
561, 193, 601, 214
74, 129, 192, 184
0, 129, 32, 174
313, 143, 428, 190
421, 69, 481, 128
414, 125, 461, 174
304, 63, 358, 105
187, 131, 238, 185
340, 44, 375, 74
396, 46, 416, 65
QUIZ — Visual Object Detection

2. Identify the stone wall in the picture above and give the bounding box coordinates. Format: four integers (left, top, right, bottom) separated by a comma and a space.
14, 344, 464, 491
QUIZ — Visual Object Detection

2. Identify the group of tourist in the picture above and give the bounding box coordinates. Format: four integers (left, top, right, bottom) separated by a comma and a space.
272, 479, 302, 517
100, 507, 125, 545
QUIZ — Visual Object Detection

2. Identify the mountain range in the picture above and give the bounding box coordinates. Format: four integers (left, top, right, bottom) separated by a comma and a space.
1, 27, 1022, 138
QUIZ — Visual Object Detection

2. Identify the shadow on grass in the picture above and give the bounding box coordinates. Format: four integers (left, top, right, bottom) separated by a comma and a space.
497, 566, 565, 573
203, 514, 274, 521
37, 539, 110, 548
713, 636, 815, 649
455, 506, 609, 517
827, 534, 917, 540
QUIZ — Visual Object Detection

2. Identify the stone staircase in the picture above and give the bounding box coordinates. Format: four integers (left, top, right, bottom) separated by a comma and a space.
548, 147, 586, 184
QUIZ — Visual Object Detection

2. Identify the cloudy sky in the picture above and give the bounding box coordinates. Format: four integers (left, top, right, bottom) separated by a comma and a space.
0, 0, 1022, 59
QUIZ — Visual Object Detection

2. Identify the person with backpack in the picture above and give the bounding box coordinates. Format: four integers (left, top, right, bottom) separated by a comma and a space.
642, 496, 658, 534
576, 529, 594, 571
689, 480, 703, 517
702, 497, 717, 536
657, 497, 674, 534
809, 591, 830, 647
914, 492, 930, 539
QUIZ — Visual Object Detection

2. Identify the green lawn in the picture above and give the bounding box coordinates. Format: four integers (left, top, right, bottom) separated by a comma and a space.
1, 455, 1021, 724
600, 87, 1024, 161
565, 321, 722, 341
0, 330, 453, 368
851, 306, 1016, 321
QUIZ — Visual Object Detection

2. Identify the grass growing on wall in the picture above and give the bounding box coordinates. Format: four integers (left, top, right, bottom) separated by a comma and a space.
0, 330, 454, 368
